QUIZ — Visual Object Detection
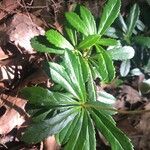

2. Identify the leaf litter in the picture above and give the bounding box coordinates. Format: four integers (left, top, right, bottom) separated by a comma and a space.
0, 0, 149, 149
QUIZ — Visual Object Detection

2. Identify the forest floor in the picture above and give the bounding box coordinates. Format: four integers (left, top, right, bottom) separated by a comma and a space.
0, 0, 150, 150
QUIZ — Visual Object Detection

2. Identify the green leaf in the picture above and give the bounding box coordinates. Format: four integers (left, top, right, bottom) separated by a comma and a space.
21, 87, 55, 107
22, 108, 78, 144
56, 112, 81, 145
74, 111, 95, 150
21, 87, 77, 107
80, 5, 97, 34
86, 112, 96, 150
97, 90, 116, 105
86, 101, 116, 116
64, 110, 84, 150
80, 57, 89, 83
117, 14, 127, 33
95, 46, 115, 82
32, 109, 52, 122
136, 20, 145, 31
91, 109, 134, 150
98, 0, 121, 35
48, 62, 79, 99
98, 38, 118, 46
105, 27, 118, 38
120, 60, 131, 77
46, 29, 74, 50
65, 27, 77, 46
77, 34, 100, 50
64, 110, 96, 150
63, 50, 87, 101
86, 63, 97, 102
126, 4, 140, 37
31, 36, 64, 54
133, 36, 150, 48
73, 110, 89, 150
130, 68, 143, 76
108, 46, 135, 60
65, 12, 88, 36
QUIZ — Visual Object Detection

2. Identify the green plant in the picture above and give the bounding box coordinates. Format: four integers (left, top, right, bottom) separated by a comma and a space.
21, 0, 134, 149
31, 0, 135, 83
105, 3, 150, 77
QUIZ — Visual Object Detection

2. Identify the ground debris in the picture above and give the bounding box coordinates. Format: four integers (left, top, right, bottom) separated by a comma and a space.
7, 13, 45, 54
0, 94, 27, 135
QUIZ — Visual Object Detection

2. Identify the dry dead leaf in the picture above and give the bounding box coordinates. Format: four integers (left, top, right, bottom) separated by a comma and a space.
138, 102, 150, 149
115, 85, 142, 110
44, 136, 60, 150
120, 85, 141, 103
0, 47, 8, 61
0, 94, 27, 135
0, 0, 20, 21
7, 13, 45, 54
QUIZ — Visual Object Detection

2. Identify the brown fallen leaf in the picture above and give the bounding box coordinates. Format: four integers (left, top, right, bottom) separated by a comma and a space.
138, 102, 150, 149
0, 94, 28, 135
0, 47, 8, 61
115, 85, 142, 110
120, 85, 141, 104
7, 13, 45, 54
44, 136, 60, 150
0, 0, 20, 21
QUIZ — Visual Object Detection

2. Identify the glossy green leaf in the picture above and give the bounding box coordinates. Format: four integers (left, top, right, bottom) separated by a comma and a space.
105, 27, 118, 38
21, 87, 55, 107
92, 54, 108, 81
95, 46, 115, 82
86, 101, 116, 115
86, 112, 96, 150
98, 0, 121, 35
86, 63, 97, 102
108, 46, 135, 60
77, 34, 100, 50
56, 112, 81, 145
79, 57, 89, 83
64, 110, 84, 150
80, 5, 97, 34
73, 110, 90, 150
64, 110, 96, 150
117, 14, 127, 33
22, 108, 78, 144
46, 29, 74, 50
120, 60, 131, 77
126, 4, 140, 37
31, 36, 64, 54
136, 20, 145, 31
48, 62, 79, 99
32, 109, 52, 122
65, 27, 77, 46
97, 90, 116, 105
98, 38, 118, 46
65, 12, 88, 36
21, 86, 77, 107
91, 109, 134, 150
64, 50, 87, 101
133, 36, 150, 48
